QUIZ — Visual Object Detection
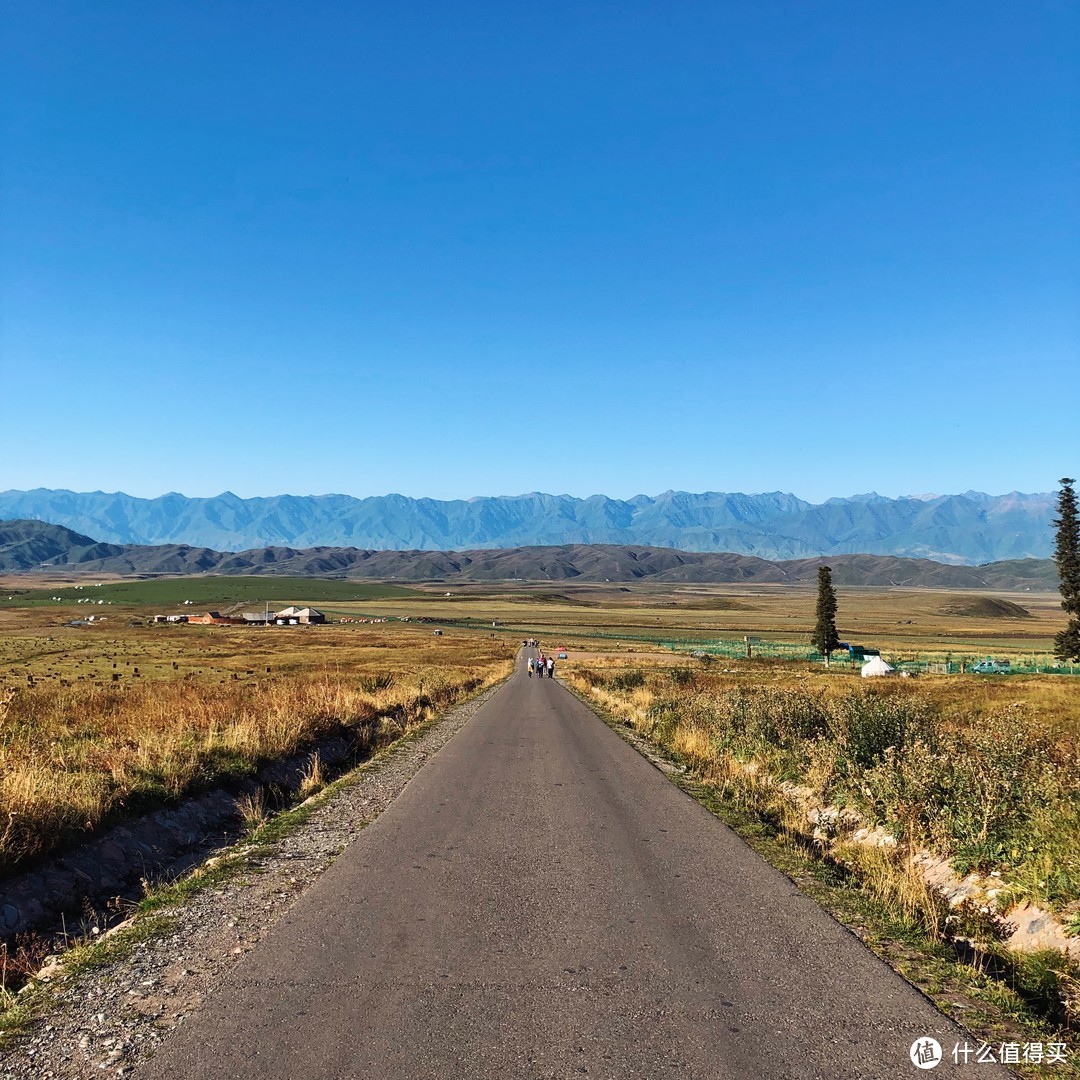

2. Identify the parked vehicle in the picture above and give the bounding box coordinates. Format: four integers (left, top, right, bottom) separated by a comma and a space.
972, 658, 1011, 674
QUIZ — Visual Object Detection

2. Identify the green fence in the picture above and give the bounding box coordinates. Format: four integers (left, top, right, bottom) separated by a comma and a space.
663, 640, 1080, 676
427, 617, 1080, 676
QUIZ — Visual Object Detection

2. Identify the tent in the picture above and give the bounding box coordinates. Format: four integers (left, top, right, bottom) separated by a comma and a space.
861, 655, 896, 678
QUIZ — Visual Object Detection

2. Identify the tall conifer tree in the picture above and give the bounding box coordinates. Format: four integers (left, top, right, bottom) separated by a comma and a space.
1053, 477, 1080, 662
812, 565, 841, 665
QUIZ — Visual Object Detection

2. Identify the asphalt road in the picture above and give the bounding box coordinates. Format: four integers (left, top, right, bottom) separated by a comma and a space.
138, 651, 1001, 1079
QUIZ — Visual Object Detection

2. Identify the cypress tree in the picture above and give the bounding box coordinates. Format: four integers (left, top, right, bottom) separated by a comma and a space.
1053, 477, 1080, 663
812, 565, 841, 666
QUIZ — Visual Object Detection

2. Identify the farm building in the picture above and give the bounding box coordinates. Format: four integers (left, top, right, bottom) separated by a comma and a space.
274, 606, 326, 624
186, 612, 245, 626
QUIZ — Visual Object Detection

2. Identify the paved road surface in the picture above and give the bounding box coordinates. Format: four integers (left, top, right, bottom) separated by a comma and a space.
138, 651, 1000, 1079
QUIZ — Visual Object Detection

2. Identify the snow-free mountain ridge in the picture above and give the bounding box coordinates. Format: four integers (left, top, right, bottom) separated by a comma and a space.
0, 487, 1055, 565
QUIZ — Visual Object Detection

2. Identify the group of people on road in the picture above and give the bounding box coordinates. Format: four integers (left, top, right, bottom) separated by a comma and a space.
528, 654, 555, 679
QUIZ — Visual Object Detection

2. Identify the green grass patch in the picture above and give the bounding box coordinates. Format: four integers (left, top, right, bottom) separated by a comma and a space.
0, 576, 418, 609
0, 915, 176, 1051
0, 984, 50, 1049
59, 914, 178, 978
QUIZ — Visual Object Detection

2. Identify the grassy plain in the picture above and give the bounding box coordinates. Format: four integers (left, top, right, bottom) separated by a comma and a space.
319, 580, 1072, 670
385, 578, 1058, 632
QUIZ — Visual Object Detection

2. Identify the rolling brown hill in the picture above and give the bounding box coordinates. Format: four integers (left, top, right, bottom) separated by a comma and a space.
0, 520, 1058, 590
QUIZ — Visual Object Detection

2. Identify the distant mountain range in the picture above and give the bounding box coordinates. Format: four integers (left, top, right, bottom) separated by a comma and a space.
0, 488, 1057, 565
0, 520, 1058, 590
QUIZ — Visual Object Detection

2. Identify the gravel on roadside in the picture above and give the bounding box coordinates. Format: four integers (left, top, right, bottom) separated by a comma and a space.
0, 680, 505, 1080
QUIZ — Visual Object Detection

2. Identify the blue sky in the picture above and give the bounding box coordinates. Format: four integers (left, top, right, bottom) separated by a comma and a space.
2, 1, 1076, 503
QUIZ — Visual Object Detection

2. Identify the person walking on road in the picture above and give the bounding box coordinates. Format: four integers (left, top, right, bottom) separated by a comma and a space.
546, 656, 555, 679
527, 657, 534, 677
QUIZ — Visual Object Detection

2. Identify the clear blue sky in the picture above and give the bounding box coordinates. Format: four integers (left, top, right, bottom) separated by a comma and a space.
2, 1, 1076, 503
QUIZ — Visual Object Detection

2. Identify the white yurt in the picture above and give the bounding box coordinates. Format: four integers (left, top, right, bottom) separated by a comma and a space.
861, 655, 895, 678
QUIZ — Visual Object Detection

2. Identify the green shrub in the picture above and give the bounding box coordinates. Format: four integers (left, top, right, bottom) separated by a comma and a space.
863, 705, 1073, 878
861, 740, 943, 842
991, 947, 1079, 1028
937, 707, 1057, 874
573, 666, 604, 687
758, 688, 830, 747
830, 692, 935, 771
643, 696, 680, 743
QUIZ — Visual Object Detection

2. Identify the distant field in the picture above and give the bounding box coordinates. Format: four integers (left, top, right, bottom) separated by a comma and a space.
0, 575, 1070, 664
318, 581, 1070, 667
0, 576, 418, 609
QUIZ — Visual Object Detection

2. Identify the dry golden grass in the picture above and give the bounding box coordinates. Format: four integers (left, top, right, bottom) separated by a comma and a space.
317, 579, 1071, 674
568, 653, 1080, 734
0, 621, 512, 871
298, 752, 326, 798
